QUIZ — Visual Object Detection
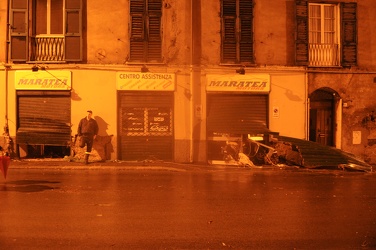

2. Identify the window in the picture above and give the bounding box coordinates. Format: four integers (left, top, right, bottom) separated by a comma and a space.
129, 0, 162, 63
221, 0, 254, 64
309, 4, 339, 66
295, 0, 357, 67
9, 0, 82, 62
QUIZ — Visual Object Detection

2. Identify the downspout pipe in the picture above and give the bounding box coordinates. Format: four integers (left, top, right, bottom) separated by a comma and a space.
3, 0, 12, 156
190, 0, 203, 163
5, 0, 10, 127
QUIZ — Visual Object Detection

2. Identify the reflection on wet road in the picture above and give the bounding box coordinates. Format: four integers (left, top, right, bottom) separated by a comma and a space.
0, 168, 375, 249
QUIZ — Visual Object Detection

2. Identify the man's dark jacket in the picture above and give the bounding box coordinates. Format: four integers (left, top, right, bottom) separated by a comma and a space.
77, 118, 98, 136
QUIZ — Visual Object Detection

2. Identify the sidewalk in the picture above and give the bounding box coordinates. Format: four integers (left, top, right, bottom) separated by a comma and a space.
9, 158, 370, 172
7, 158, 258, 172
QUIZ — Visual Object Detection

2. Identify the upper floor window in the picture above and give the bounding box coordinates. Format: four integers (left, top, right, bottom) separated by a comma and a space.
129, 0, 162, 63
309, 4, 340, 66
10, 0, 82, 63
221, 0, 254, 65
295, 0, 357, 67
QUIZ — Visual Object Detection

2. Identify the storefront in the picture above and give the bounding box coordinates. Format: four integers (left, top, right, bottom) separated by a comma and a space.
116, 72, 175, 161
15, 70, 72, 158
206, 74, 271, 164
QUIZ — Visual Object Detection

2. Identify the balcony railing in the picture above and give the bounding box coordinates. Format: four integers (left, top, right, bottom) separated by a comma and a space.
309, 43, 339, 67
32, 35, 65, 62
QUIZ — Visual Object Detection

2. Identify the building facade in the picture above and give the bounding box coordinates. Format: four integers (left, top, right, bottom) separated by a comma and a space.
0, 0, 375, 164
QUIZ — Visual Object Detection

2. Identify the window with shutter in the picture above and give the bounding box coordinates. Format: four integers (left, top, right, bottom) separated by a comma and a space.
130, 0, 162, 63
295, 0, 357, 67
221, 0, 254, 64
9, 0, 83, 62
10, 0, 28, 61
341, 2, 357, 66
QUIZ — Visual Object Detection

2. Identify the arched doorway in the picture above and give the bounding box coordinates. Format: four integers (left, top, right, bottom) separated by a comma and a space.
309, 88, 342, 148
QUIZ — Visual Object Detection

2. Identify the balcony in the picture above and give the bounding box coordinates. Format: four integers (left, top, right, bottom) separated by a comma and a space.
309, 43, 339, 67
32, 35, 65, 62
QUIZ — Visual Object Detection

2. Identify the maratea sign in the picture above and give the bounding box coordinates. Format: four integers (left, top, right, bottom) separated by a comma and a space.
15, 70, 72, 90
116, 72, 175, 91
206, 74, 270, 92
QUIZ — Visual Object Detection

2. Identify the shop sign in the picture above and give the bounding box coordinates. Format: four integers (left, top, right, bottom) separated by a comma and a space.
116, 72, 175, 91
206, 74, 270, 92
15, 70, 72, 90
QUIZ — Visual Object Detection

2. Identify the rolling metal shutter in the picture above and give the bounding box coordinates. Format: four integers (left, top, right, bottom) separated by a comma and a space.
207, 94, 268, 134
118, 92, 174, 161
16, 91, 71, 146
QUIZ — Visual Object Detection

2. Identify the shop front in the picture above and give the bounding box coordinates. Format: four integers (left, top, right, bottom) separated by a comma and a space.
116, 72, 175, 161
206, 74, 273, 164
15, 70, 72, 158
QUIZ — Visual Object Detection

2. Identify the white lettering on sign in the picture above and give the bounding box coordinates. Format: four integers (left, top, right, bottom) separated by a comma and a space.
154, 117, 165, 122
149, 124, 169, 132
116, 72, 175, 91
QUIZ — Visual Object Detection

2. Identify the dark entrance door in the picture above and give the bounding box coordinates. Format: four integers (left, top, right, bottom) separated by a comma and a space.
309, 89, 336, 147
310, 101, 333, 146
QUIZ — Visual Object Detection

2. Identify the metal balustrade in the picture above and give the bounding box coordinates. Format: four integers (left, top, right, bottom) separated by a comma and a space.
33, 35, 65, 62
309, 43, 339, 66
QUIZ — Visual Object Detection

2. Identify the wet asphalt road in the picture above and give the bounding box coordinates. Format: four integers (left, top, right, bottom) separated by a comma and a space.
0, 166, 375, 249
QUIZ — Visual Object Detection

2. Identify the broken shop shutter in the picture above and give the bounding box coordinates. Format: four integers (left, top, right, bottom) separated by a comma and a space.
295, 0, 309, 66
17, 91, 71, 146
207, 94, 269, 135
341, 2, 357, 67
10, 0, 28, 62
65, 0, 83, 61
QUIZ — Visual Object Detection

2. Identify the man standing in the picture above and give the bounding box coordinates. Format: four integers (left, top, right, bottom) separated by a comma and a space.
77, 110, 99, 164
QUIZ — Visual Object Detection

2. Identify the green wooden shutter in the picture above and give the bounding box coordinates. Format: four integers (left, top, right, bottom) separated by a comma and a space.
147, 0, 162, 62
221, 0, 237, 63
130, 0, 145, 62
65, 0, 82, 61
295, 0, 308, 66
10, 0, 28, 62
341, 2, 357, 67
239, 0, 253, 63
130, 0, 162, 62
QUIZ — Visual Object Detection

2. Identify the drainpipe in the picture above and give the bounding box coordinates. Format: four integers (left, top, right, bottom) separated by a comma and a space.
190, 0, 203, 163
3, 0, 12, 156
305, 71, 309, 141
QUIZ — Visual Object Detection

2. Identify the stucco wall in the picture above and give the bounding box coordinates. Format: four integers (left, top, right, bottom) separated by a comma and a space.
269, 71, 307, 138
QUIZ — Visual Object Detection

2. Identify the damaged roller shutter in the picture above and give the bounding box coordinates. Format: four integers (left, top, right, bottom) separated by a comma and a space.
16, 91, 71, 146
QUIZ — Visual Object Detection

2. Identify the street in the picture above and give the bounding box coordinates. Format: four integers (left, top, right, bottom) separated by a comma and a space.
0, 166, 375, 249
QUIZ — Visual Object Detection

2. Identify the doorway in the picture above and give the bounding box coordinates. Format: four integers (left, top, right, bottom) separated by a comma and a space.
309, 88, 341, 148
